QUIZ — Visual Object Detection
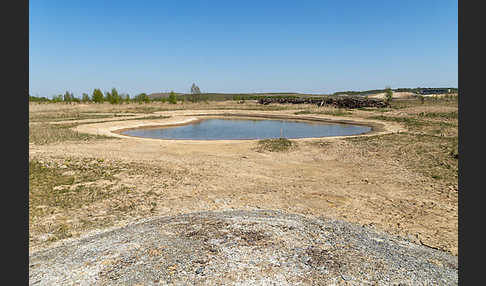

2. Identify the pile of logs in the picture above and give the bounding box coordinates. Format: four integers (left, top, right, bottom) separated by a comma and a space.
258, 96, 389, 108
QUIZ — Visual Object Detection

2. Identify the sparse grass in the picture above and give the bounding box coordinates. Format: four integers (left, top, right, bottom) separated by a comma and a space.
388, 97, 458, 110
365, 97, 457, 138
29, 114, 171, 145
358, 107, 393, 113
257, 138, 295, 152
128, 115, 170, 120
29, 159, 118, 213
115, 105, 182, 113
29, 156, 187, 249
344, 132, 458, 184
29, 123, 114, 145
340, 98, 458, 185
29, 113, 117, 122
369, 115, 429, 127
417, 111, 458, 119
369, 115, 456, 133
29, 159, 124, 243
294, 108, 352, 116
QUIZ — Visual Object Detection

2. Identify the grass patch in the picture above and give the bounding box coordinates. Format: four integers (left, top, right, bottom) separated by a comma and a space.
29, 159, 119, 215
29, 157, 186, 248
29, 113, 117, 122
257, 138, 295, 152
294, 109, 352, 116
417, 111, 458, 119
29, 158, 131, 245
117, 115, 171, 121
29, 123, 114, 145
344, 132, 458, 184
62, 115, 171, 125
115, 106, 182, 113
358, 107, 393, 113
370, 115, 456, 129
369, 115, 428, 127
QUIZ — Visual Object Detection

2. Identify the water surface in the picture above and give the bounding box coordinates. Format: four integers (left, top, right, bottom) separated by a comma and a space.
120, 118, 372, 140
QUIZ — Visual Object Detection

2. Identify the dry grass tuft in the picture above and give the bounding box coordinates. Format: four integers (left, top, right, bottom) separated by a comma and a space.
257, 138, 296, 152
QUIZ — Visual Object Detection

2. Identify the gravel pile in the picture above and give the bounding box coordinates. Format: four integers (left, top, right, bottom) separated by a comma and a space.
29, 210, 457, 285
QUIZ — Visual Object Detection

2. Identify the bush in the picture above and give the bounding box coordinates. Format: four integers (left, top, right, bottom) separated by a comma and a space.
168, 91, 177, 104
135, 93, 150, 104
29, 95, 50, 102
384, 87, 393, 104
52, 94, 63, 103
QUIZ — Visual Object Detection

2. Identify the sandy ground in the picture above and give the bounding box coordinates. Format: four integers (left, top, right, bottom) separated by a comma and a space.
29, 108, 458, 256
368, 92, 415, 99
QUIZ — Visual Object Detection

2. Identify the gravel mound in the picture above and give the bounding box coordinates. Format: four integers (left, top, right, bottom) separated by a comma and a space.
29, 210, 458, 285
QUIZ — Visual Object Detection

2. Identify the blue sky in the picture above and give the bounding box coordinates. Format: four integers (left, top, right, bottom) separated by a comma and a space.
29, 0, 457, 97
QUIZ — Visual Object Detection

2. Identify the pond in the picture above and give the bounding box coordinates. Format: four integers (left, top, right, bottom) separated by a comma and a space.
119, 118, 372, 140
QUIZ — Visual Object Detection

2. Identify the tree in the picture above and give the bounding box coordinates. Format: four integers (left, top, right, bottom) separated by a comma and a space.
104, 90, 112, 103
92, 88, 104, 103
63, 91, 75, 103
123, 93, 130, 104
108, 88, 121, 104
190, 83, 201, 102
82, 93, 90, 102
168, 91, 177, 104
135, 93, 150, 104
52, 94, 63, 103
384, 87, 393, 104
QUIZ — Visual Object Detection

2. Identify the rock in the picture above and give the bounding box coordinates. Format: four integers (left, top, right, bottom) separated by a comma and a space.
195, 267, 204, 275
341, 274, 354, 281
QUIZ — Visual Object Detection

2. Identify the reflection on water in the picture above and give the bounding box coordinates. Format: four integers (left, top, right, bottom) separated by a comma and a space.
121, 118, 372, 140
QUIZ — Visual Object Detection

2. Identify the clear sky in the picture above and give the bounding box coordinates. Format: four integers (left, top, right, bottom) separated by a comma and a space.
29, 0, 457, 97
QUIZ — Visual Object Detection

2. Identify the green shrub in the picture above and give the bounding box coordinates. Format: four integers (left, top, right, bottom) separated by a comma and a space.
135, 93, 150, 104
29, 95, 50, 102
92, 88, 104, 103
52, 94, 63, 103
168, 91, 177, 104
384, 87, 393, 104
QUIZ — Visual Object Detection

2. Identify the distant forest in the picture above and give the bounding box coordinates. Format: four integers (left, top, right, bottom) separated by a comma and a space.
29, 87, 458, 103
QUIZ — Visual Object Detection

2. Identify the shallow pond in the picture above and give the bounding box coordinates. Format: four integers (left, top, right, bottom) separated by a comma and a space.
120, 118, 372, 140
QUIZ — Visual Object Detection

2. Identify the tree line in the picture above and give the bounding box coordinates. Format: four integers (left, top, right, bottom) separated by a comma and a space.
29, 83, 203, 104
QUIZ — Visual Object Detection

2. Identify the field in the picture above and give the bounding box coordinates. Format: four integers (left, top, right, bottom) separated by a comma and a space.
29, 96, 458, 256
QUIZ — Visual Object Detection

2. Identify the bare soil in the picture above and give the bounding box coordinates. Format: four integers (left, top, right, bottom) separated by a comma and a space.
29, 100, 458, 270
